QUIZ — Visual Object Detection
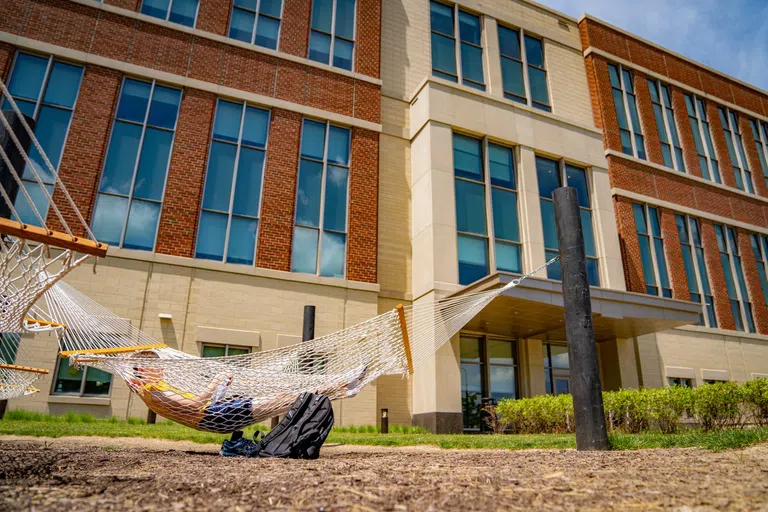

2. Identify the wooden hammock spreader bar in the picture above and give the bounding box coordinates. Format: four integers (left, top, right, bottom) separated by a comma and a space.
24, 317, 66, 328
59, 343, 168, 358
0, 217, 108, 257
0, 384, 40, 393
396, 304, 414, 375
0, 363, 49, 374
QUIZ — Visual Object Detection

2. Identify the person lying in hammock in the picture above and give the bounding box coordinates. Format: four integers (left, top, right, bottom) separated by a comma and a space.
127, 351, 366, 432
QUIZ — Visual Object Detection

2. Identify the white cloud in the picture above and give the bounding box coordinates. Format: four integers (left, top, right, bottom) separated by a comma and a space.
541, 0, 768, 91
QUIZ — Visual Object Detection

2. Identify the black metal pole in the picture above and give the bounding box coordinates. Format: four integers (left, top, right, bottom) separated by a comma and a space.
0, 110, 35, 219
553, 187, 609, 451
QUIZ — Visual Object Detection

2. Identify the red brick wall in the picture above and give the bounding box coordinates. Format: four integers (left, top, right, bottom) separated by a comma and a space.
280, 0, 311, 58
739, 114, 768, 198
737, 229, 768, 333
705, 101, 738, 189
355, 0, 381, 79
613, 196, 644, 294
633, 69, 663, 166
347, 127, 378, 282
659, 208, 688, 301
256, 108, 302, 272
670, 86, 703, 179
580, 18, 768, 117
155, 89, 217, 257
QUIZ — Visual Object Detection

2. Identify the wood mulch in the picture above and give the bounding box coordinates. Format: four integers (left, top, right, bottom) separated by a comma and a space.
1, 436, 767, 511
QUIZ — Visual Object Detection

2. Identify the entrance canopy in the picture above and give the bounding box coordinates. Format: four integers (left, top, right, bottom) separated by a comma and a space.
451, 273, 701, 341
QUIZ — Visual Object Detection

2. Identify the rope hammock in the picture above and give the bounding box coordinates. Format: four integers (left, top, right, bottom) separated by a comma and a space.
0, 77, 106, 336
43, 257, 559, 433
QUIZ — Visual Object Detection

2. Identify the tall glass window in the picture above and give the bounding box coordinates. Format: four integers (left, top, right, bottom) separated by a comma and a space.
648, 80, 684, 172
195, 100, 269, 266
750, 119, 768, 189
91, 79, 181, 251
685, 94, 721, 184
140, 0, 199, 27
719, 107, 753, 193
452, 134, 521, 286
0, 53, 83, 226
633, 203, 671, 298
308, 0, 355, 70
543, 342, 569, 395
676, 214, 716, 328
608, 63, 645, 159
497, 26, 550, 112
537, 156, 599, 286
291, 119, 350, 278
0, 333, 20, 366
228, 0, 282, 50
714, 224, 755, 332
429, 2, 485, 91
750, 233, 768, 309
460, 335, 518, 430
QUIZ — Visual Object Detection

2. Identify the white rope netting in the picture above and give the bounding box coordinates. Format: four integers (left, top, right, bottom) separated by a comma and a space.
0, 76, 103, 336
40, 257, 558, 433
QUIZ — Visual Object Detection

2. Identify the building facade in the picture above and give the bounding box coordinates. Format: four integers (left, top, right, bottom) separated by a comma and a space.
2, 0, 767, 433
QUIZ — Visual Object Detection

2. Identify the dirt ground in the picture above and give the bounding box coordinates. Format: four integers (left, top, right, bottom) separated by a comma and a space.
1, 436, 767, 511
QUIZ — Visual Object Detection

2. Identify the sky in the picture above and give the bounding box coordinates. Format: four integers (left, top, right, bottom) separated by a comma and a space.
540, 0, 768, 91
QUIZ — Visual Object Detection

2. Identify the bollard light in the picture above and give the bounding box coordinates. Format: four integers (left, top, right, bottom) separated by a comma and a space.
380, 408, 389, 434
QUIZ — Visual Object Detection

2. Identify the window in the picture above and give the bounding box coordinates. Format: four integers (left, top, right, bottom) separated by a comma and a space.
201, 344, 251, 357
543, 342, 569, 395
750, 233, 768, 308
537, 156, 599, 286
719, 107, 754, 193
647, 80, 684, 172
676, 214, 716, 328
714, 224, 755, 332
608, 63, 645, 159
453, 133, 521, 285
429, 2, 485, 90
460, 335, 518, 430
195, 100, 269, 266
140, 0, 199, 27
0, 53, 83, 226
685, 94, 721, 184
668, 377, 692, 388
308, 0, 355, 70
91, 79, 181, 251
498, 26, 551, 112
52, 356, 112, 396
633, 204, 671, 298
229, 0, 282, 50
704, 379, 728, 385
0, 333, 20, 365
750, 119, 768, 189
291, 119, 350, 278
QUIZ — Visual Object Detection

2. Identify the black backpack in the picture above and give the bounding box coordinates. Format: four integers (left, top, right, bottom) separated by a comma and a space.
254, 392, 334, 459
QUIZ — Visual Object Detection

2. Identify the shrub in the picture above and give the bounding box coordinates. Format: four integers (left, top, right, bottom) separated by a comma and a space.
692, 382, 744, 431
602, 388, 650, 433
497, 394, 574, 434
742, 378, 768, 427
645, 386, 692, 434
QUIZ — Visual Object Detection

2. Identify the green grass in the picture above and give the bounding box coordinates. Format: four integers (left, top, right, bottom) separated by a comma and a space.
1, 410, 767, 451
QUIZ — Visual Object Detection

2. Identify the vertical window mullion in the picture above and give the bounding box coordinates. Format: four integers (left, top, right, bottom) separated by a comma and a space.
519, 29, 531, 108
251, 0, 263, 44
222, 102, 248, 262
328, 0, 338, 67
657, 82, 678, 170
453, 5, 462, 84
482, 138, 496, 272
32, 56, 54, 120
315, 121, 331, 275
619, 68, 637, 156
645, 207, 663, 295
119, 80, 155, 248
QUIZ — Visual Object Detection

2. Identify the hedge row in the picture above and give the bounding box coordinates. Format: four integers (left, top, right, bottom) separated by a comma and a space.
494, 378, 768, 434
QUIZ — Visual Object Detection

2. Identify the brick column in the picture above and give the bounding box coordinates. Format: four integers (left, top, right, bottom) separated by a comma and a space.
614, 196, 645, 294
48, 65, 121, 237
196, 0, 232, 36
659, 208, 688, 300
737, 228, 768, 334
699, 219, 736, 330
670, 86, 703, 179
0, 42, 14, 78
279, 0, 311, 58
355, 0, 381, 78
584, 55, 604, 131
738, 114, 768, 199
256, 108, 302, 271
155, 89, 216, 257
706, 101, 737, 189
346, 127, 378, 283
586, 56, 623, 153
633, 70, 664, 166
